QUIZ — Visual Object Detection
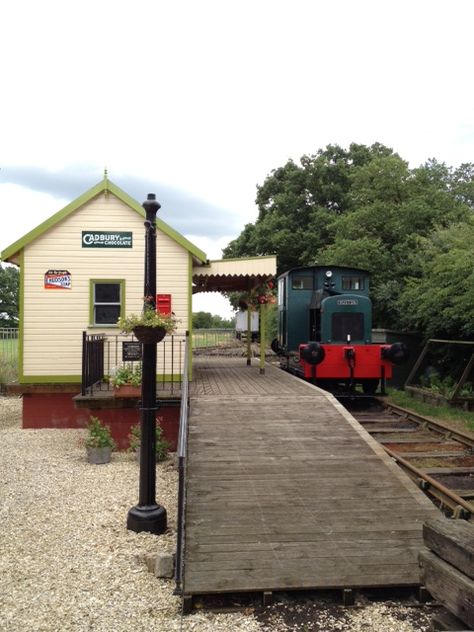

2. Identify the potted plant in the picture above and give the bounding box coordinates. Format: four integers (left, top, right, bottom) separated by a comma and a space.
85, 415, 116, 464
128, 421, 170, 462
117, 303, 178, 344
110, 364, 142, 397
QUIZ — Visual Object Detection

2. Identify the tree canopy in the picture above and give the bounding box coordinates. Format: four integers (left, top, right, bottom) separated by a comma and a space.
223, 143, 474, 338
0, 264, 19, 328
192, 311, 235, 329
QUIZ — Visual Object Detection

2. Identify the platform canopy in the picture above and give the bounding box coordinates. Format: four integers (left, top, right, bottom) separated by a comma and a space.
192, 255, 277, 294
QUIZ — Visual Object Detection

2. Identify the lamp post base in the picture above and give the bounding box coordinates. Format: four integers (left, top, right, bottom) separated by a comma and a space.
127, 504, 167, 534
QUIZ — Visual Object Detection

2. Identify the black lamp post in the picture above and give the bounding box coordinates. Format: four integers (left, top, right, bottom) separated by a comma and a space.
127, 193, 167, 534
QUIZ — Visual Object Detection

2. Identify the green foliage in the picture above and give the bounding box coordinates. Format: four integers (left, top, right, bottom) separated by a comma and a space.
127, 422, 170, 461
192, 311, 235, 329
110, 364, 142, 388
224, 143, 474, 335
387, 389, 474, 433
85, 416, 116, 449
117, 306, 178, 334
0, 356, 18, 385
398, 219, 474, 339
263, 303, 278, 342
0, 264, 19, 328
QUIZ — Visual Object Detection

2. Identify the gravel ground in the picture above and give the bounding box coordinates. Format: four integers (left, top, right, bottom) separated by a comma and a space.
0, 396, 438, 632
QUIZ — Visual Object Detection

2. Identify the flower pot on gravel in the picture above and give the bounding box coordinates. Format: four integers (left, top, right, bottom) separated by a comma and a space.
87, 446, 112, 464
128, 422, 170, 461
84, 416, 115, 464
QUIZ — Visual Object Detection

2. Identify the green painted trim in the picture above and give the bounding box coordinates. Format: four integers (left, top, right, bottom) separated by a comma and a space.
20, 374, 180, 384
89, 278, 125, 327
156, 374, 183, 383
110, 182, 207, 262
1, 177, 207, 264
1, 180, 106, 261
188, 252, 193, 381
18, 251, 24, 381
20, 375, 82, 384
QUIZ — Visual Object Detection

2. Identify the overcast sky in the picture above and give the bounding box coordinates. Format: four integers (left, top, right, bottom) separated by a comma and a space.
1, 0, 473, 317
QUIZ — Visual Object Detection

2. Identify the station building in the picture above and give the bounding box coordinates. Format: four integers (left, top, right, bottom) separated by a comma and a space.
1, 176, 276, 446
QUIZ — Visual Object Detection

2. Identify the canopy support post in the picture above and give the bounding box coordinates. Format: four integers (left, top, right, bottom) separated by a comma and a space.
259, 303, 266, 374
246, 308, 252, 366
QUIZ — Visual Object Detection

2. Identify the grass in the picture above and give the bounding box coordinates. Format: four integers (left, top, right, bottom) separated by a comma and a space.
387, 388, 474, 434
0, 356, 18, 385
192, 330, 235, 348
0, 335, 19, 385
0, 337, 18, 358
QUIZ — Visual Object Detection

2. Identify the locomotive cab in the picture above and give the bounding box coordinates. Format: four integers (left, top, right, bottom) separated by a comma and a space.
275, 265, 407, 394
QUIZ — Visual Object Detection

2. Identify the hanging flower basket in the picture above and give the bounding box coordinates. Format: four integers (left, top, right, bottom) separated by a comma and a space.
117, 305, 178, 343
132, 325, 167, 344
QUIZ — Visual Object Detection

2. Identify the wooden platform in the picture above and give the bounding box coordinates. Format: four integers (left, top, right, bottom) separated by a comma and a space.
183, 357, 440, 596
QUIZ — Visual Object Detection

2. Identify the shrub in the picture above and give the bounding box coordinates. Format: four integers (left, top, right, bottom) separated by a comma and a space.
85, 416, 116, 449
110, 364, 142, 388
127, 422, 170, 461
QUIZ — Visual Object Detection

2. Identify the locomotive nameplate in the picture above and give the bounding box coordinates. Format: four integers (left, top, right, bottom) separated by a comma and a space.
336, 298, 358, 306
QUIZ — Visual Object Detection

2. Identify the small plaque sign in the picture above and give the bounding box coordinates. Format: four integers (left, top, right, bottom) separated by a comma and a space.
82, 231, 133, 248
336, 299, 358, 306
122, 341, 142, 361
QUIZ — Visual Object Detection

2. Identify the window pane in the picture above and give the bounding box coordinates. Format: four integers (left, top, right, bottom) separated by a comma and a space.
95, 283, 120, 303
342, 277, 364, 291
278, 278, 286, 306
292, 276, 313, 290
95, 305, 121, 325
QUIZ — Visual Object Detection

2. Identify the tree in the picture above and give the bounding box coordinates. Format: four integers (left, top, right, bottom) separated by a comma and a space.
192, 312, 235, 329
398, 219, 474, 339
224, 143, 474, 331
223, 142, 398, 274
0, 263, 19, 328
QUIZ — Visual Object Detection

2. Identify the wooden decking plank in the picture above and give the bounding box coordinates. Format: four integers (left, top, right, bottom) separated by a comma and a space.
182, 357, 439, 596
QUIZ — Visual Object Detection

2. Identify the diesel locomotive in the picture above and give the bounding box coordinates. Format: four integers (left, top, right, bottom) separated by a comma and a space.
271, 265, 408, 394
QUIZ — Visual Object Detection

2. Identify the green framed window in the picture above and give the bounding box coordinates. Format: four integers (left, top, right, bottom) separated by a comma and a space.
90, 279, 125, 326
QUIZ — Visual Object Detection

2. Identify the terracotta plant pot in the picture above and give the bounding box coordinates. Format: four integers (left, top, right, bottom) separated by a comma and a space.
113, 385, 141, 398
132, 326, 167, 344
86, 446, 112, 464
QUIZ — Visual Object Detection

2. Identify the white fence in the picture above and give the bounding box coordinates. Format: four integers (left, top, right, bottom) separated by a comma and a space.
0, 328, 19, 385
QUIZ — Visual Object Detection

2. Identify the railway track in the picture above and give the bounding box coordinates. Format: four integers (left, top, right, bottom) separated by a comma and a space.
346, 399, 474, 521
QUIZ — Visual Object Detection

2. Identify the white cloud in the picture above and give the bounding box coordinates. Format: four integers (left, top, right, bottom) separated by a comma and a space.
1, 0, 473, 258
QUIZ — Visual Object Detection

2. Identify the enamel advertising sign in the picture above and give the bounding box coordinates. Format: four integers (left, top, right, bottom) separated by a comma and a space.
81, 231, 133, 248
44, 270, 72, 290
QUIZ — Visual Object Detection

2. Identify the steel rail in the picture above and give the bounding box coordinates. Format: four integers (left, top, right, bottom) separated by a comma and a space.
381, 401, 474, 449
383, 445, 473, 521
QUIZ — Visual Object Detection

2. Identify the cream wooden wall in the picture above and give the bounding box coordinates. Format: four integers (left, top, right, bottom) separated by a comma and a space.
22, 192, 189, 380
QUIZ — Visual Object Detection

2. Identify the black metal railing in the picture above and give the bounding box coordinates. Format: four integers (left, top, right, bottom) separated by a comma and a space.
405, 339, 474, 409
82, 332, 105, 396
81, 331, 186, 396
174, 331, 190, 595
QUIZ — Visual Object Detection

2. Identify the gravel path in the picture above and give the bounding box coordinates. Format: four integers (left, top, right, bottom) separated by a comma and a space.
0, 396, 436, 632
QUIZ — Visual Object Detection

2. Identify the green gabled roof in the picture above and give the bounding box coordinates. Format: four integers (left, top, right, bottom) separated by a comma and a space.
1, 177, 207, 263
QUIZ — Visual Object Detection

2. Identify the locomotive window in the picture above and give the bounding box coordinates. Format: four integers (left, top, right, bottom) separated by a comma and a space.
332, 312, 364, 341
278, 278, 286, 306
292, 276, 313, 290
342, 276, 364, 290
